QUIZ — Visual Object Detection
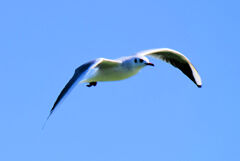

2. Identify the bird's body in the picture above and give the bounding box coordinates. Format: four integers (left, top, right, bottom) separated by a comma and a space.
44, 48, 202, 124
84, 66, 141, 82
81, 57, 144, 83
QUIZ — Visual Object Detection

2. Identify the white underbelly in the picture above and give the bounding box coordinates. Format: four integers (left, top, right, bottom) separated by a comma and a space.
87, 67, 141, 82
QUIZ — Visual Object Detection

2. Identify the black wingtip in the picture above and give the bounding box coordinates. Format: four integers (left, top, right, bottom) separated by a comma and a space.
41, 110, 53, 130
197, 84, 202, 88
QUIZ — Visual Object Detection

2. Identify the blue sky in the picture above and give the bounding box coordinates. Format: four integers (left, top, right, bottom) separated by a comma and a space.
0, 0, 239, 161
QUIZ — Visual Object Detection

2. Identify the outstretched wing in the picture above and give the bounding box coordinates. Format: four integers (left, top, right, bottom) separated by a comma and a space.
137, 48, 202, 87
45, 60, 97, 122
45, 58, 121, 122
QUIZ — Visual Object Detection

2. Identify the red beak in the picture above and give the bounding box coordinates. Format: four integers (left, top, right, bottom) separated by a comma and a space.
145, 63, 154, 66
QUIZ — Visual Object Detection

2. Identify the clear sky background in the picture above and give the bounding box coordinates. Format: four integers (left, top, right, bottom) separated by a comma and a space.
0, 0, 239, 161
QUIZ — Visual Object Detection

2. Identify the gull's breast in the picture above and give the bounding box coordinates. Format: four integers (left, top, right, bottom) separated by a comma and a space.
89, 67, 141, 82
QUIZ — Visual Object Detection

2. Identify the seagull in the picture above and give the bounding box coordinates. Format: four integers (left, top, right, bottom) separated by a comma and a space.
46, 48, 202, 121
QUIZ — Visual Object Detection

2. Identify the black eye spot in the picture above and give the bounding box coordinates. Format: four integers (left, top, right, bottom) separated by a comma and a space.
139, 59, 143, 63
134, 59, 137, 63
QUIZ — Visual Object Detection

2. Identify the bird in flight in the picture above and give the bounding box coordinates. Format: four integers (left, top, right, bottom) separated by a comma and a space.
46, 48, 202, 122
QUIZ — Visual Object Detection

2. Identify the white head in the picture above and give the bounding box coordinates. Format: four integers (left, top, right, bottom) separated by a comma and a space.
130, 56, 154, 68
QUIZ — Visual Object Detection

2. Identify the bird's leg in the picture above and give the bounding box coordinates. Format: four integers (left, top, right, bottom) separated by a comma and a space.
92, 82, 97, 86
86, 82, 97, 87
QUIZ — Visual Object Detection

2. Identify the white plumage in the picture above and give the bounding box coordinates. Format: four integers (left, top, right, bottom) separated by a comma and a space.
46, 48, 202, 120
